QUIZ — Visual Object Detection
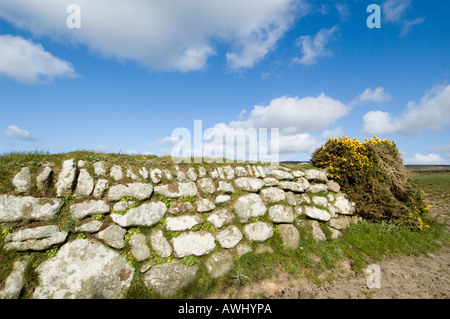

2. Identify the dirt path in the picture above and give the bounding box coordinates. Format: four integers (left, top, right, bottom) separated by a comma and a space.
215, 250, 449, 299
215, 186, 450, 300
288, 252, 449, 299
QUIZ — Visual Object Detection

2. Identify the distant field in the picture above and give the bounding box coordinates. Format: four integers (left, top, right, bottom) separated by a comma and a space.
412, 173, 450, 202
412, 173, 450, 227
406, 165, 450, 174
282, 163, 450, 174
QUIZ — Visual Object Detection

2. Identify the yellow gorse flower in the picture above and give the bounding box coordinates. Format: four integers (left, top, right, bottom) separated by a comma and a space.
312, 136, 429, 230
315, 136, 389, 181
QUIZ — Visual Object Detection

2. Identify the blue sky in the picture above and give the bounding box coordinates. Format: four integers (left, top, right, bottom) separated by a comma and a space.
0, 0, 449, 164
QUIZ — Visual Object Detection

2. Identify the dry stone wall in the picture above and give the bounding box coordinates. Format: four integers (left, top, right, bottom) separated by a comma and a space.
0, 159, 360, 299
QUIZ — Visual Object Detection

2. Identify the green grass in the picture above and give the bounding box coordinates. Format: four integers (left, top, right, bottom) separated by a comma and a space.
336, 219, 448, 271
124, 270, 160, 299
0, 243, 16, 291
412, 173, 450, 200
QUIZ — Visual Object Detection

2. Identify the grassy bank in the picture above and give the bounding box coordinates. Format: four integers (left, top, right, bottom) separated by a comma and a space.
0, 151, 275, 196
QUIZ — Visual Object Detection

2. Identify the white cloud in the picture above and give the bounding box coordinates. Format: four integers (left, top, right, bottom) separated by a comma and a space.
406, 153, 448, 165
353, 87, 392, 106
428, 143, 450, 160
363, 85, 450, 135
383, 0, 411, 22
382, 0, 424, 36
238, 109, 248, 120
4, 125, 39, 141
173, 47, 216, 73
0, 0, 305, 72
321, 127, 344, 140
225, 18, 289, 70
336, 2, 350, 21
294, 27, 338, 65
161, 137, 180, 145
96, 145, 111, 153
400, 17, 425, 37
0, 35, 75, 83
228, 93, 349, 133
162, 92, 349, 161
362, 111, 398, 134
398, 148, 410, 159
316, 4, 329, 15
278, 133, 319, 154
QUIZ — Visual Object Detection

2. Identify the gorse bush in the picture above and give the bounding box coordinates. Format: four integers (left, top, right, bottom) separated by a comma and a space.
311, 136, 430, 228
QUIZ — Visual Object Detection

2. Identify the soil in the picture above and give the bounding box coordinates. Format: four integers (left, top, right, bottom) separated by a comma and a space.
213, 179, 450, 299
222, 251, 449, 299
